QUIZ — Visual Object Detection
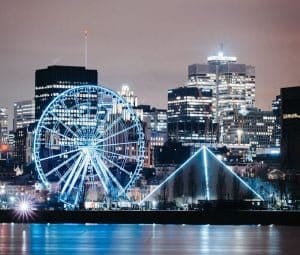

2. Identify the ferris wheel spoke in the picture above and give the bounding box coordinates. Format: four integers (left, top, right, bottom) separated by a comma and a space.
58, 100, 73, 114
49, 112, 79, 138
59, 100, 86, 138
100, 141, 138, 147
94, 154, 128, 197
64, 155, 88, 198
73, 93, 81, 110
39, 142, 77, 148
104, 116, 123, 134
40, 148, 81, 162
90, 157, 110, 193
41, 125, 74, 141
60, 153, 85, 195
124, 174, 138, 191
95, 147, 137, 160
45, 151, 81, 177
57, 153, 83, 187
95, 92, 108, 121
98, 153, 131, 176
73, 160, 89, 206
94, 115, 123, 140
101, 165, 127, 197
96, 103, 110, 123
96, 124, 136, 144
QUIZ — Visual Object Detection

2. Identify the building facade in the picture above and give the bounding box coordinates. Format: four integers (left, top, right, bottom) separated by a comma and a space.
35, 65, 98, 120
222, 108, 278, 154
0, 108, 8, 160
136, 105, 168, 167
272, 95, 282, 148
167, 50, 255, 147
118, 84, 138, 107
117, 84, 168, 167
0, 108, 8, 144
14, 125, 34, 165
167, 86, 216, 146
13, 100, 35, 132
188, 51, 255, 142
31, 65, 98, 168
281, 86, 300, 172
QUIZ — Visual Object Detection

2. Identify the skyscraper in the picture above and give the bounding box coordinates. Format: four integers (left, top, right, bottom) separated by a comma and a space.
0, 108, 8, 144
167, 86, 216, 146
35, 65, 98, 120
13, 100, 35, 131
188, 50, 255, 141
30, 65, 98, 168
272, 95, 282, 148
14, 125, 34, 165
0, 108, 8, 160
281, 86, 300, 172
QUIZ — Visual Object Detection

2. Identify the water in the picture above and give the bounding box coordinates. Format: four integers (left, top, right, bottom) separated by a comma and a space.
0, 223, 300, 254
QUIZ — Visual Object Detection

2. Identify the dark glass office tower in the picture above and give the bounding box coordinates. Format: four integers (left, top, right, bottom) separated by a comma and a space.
35, 65, 98, 120
167, 86, 217, 146
281, 86, 300, 172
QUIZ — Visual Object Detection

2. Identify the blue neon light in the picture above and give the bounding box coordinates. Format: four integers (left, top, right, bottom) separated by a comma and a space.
139, 147, 204, 204
34, 85, 145, 208
140, 145, 264, 204
203, 146, 210, 200
206, 147, 264, 201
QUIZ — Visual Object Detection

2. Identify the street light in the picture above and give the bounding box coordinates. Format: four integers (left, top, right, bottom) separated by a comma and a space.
13, 196, 35, 221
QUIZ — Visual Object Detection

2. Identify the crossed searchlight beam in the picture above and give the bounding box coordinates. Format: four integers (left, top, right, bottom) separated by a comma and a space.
139, 145, 264, 205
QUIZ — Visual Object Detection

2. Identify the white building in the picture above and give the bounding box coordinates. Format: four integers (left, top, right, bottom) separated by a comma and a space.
13, 100, 35, 131
187, 50, 255, 142
118, 84, 138, 107
0, 107, 8, 144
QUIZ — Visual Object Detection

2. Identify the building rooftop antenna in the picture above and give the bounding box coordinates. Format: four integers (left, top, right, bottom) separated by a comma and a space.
84, 29, 88, 68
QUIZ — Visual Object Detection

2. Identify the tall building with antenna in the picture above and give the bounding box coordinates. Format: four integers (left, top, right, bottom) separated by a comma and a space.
187, 47, 255, 142
167, 47, 255, 146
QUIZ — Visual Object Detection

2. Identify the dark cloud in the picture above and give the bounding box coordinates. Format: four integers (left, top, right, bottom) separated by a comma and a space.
0, 0, 299, 127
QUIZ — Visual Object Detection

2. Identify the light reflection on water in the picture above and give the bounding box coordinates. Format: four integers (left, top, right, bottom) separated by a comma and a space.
0, 223, 299, 254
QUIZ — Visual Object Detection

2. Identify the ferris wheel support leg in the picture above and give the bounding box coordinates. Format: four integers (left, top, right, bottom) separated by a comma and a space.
95, 156, 129, 200
60, 154, 84, 196
98, 153, 131, 176
73, 158, 90, 207
90, 158, 110, 194
64, 156, 88, 201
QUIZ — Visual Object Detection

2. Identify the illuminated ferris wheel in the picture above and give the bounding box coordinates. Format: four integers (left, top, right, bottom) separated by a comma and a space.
33, 85, 144, 208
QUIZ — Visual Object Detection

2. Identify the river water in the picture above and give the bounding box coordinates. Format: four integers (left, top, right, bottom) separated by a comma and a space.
0, 223, 299, 254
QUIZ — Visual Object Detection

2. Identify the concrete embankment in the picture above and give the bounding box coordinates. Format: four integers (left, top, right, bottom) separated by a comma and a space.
1, 209, 300, 225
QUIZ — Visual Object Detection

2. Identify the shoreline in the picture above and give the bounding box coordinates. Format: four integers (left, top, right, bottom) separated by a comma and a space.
1, 210, 300, 225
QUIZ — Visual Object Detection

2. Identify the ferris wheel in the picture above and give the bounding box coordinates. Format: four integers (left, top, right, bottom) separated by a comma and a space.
33, 85, 144, 208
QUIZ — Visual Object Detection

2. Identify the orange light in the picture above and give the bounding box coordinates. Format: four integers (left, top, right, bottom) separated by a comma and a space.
0, 144, 9, 153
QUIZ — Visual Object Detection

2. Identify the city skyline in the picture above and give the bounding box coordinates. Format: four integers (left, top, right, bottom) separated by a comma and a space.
1, 1, 300, 253
0, 0, 300, 126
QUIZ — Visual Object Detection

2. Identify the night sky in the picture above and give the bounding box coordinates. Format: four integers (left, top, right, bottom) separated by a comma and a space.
0, 0, 299, 127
